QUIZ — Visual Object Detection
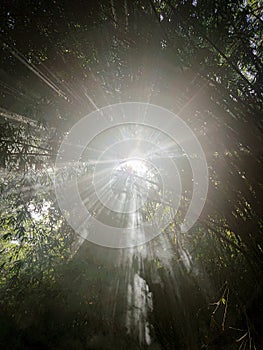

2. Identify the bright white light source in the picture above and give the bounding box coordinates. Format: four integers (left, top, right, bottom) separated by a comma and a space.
117, 159, 149, 177
55, 102, 208, 248
111, 159, 154, 199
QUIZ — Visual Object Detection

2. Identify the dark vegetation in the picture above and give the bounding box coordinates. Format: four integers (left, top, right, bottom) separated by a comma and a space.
0, 0, 262, 349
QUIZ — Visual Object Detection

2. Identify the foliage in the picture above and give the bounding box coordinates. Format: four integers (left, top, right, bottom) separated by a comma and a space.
0, 0, 262, 349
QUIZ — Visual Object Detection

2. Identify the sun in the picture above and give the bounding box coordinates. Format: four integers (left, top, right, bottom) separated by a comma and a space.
123, 159, 149, 177
111, 158, 156, 196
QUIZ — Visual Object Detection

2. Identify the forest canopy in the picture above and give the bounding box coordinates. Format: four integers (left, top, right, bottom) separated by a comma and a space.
0, 1, 262, 349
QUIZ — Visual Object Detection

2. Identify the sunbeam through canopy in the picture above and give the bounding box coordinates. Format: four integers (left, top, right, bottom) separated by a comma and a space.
54, 102, 208, 248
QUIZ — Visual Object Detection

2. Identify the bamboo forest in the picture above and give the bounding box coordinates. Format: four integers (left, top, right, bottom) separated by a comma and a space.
0, 1, 262, 349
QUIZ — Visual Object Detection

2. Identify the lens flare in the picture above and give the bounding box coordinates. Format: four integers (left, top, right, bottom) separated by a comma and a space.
54, 102, 208, 248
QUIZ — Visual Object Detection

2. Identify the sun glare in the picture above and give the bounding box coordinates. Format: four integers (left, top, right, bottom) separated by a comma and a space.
121, 159, 149, 177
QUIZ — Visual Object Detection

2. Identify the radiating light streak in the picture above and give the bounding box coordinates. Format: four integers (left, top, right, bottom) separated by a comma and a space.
0, 106, 39, 127
2, 42, 70, 101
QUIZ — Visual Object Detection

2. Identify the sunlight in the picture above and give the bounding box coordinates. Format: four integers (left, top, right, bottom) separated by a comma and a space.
124, 159, 149, 176
111, 158, 159, 202
115, 159, 149, 177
